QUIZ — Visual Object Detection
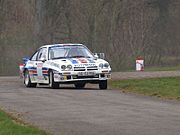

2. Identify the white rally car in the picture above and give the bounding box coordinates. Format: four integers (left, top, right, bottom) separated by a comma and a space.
20, 44, 111, 89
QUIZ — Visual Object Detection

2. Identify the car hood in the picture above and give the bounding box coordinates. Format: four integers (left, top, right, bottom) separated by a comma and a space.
49, 58, 108, 67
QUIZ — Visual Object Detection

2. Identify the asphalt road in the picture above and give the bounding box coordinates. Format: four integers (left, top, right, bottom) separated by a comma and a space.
0, 76, 180, 135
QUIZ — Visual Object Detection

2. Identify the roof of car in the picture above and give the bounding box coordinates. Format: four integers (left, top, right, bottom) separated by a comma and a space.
40, 43, 85, 49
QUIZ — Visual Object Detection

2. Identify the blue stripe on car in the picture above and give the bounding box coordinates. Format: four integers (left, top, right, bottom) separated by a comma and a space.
27, 67, 36, 70
88, 59, 95, 63
69, 59, 79, 64
42, 67, 48, 70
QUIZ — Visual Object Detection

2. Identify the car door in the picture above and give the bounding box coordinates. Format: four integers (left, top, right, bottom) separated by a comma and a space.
36, 47, 48, 83
28, 50, 39, 83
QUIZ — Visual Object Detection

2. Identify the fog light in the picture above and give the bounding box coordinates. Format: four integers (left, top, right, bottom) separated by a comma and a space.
61, 65, 66, 70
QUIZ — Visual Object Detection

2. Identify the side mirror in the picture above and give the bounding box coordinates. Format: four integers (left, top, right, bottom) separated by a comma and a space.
40, 57, 46, 62
94, 53, 105, 59
94, 53, 99, 59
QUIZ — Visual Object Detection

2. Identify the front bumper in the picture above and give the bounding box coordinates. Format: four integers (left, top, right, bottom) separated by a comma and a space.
53, 71, 111, 82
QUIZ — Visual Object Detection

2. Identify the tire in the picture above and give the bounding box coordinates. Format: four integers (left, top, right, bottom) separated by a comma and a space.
74, 82, 86, 89
49, 71, 59, 89
99, 80, 107, 90
24, 70, 37, 88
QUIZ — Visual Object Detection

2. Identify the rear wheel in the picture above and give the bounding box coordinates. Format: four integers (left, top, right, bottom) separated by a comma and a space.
49, 71, 59, 89
74, 82, 86, 89
24, 70, 37, 88
99, 80, 107, 89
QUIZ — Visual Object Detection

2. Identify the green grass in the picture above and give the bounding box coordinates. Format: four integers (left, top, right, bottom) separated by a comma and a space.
110, 77, 180, 100
0, 109, 50, 135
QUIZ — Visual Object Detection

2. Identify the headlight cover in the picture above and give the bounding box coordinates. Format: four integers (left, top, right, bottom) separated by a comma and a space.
61, 65, 66, 70
99, 63, 104, 68
99, 63, 110, 69
67, 65, 73, 70
104, 63, 110, 68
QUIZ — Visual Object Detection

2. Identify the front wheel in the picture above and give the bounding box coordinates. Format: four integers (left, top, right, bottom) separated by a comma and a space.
99, 80, 107, 90
49, 71, 59, 89
24, 70, 37, 88
74, 82, 86, 89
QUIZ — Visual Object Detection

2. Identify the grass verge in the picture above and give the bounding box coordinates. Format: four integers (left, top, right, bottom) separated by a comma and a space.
0, 109, 50, 135
144, 66, 180, 71
122, 66, 180, 72
110, 76, 180, 101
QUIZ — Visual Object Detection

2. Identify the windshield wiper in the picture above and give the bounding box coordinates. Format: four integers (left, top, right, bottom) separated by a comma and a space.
52, 56, 92, 59
68, 56, 91, 58
51, 57, 66, 60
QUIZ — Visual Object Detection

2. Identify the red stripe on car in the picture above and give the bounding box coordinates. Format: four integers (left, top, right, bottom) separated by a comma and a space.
29, 70, 37, 74
78, 58, 88, 63
42, 70, 48, 74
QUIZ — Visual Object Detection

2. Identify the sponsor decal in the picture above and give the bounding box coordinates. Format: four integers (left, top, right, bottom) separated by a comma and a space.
78, 58, 88, 63
28, 67, 48, 76
37, 63, 43, 76
42, 70, 48, 76
42, 67, 49, 76
37, 63, 43, 67
29, 69, 37, 76
69, 59, 79, 64
74, 63, 96, 67
29, 70, 37, 74
69, 58, 95, 64
42, 67, 48, 70
28, 67, 37, 75
87, 59, 95, 63
27, 67, 36, 70
37, 76, 44, 80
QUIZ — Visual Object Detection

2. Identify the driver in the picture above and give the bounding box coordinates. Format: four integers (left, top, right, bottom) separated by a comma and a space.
67, 48, 84, 57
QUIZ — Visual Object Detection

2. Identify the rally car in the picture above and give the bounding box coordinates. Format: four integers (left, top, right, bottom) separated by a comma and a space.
19, 44, 111, 89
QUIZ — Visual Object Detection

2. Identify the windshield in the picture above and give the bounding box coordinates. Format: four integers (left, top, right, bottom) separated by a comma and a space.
49, 45, 94, 60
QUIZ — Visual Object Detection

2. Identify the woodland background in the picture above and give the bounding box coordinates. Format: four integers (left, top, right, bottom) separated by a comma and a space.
0, 0, 179, 75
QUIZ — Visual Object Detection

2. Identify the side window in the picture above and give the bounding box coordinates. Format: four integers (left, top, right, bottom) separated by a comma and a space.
31, 51, 39, 61
37, 48, 47, 61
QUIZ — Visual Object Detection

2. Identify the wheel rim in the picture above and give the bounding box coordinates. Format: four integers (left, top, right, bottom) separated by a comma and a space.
24, 72, 29, 86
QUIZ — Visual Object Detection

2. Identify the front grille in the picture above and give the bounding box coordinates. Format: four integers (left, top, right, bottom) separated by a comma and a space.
74, 66, 98, 71
74, 67, 85, 71
87, 66, 97, 68
87, 66, 98, 71
87, 68, 98, 71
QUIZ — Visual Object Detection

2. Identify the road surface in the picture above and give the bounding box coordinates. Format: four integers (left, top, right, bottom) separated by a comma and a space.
0, 73, 180, 135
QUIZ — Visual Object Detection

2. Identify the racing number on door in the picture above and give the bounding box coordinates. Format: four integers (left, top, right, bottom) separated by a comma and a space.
37, 62, 43, 78
36, 47, 47, 81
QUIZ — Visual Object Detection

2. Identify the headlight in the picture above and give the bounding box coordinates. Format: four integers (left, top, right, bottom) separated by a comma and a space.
61, 65, 73, 71
104, 63, 109, 68
61, 65, 66, 70
99, 63, 104, 68
67, 65, 72, 70
99, 63, 110, 69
